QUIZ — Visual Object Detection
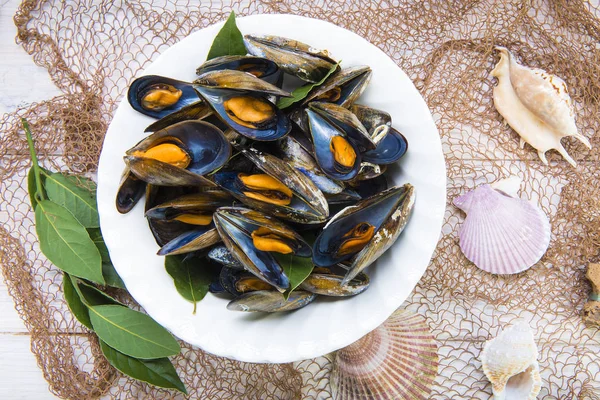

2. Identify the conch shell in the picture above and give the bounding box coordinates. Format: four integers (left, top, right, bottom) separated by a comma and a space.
481, 321, 542, 400
491, 46, 591, 167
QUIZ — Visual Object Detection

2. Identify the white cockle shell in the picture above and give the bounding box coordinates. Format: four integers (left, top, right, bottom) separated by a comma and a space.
490, 46, 591, 167
330, 308, 438, 400
453, 177, 551, 274
481, 321, 542, 400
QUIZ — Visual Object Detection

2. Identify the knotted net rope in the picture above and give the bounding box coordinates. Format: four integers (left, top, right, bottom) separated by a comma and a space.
1, 0, 599, 398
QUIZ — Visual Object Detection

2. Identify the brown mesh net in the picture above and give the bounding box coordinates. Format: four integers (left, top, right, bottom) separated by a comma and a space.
2, 0, 600, 398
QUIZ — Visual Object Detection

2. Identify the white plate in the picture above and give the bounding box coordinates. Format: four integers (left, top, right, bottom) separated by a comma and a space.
97, 14, 446, 364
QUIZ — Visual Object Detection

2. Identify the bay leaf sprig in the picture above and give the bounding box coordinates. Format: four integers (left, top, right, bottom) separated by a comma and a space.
65, 275, 186, 393
272, 232, 317, 300
276, 62, 340, 109
24, 120, 186, 393
206, 11, 247, 61
165, 256, 212, 314
273, 253, 314, 300
24, 118, 105, 285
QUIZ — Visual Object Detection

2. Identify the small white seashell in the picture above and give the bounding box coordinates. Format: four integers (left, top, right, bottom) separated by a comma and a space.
330, 309, 438, 400
491, 46, 592, 167
453, 177, 551, 274
481, 321, 542, 400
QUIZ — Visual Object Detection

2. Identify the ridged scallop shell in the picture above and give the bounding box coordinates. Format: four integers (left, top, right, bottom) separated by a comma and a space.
330, 309, 438, 400
481, 321, 542, 400
453, 178, 551, 275
491, 47, 591, 167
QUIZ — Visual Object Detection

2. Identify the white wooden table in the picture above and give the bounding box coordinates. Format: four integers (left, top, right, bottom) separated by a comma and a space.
0, 0, 60, 398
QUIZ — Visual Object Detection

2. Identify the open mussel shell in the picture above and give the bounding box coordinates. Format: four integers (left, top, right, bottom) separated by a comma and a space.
145, 191, 231, 222
300, 270, 369, 296
145, 185, 197, 246
214, 207, 313, 291
303, 66, 372, 107
277, 132, 345, 195
220, 267, 275, 296
128, 75, 200, 119
196, 55, 283, 87
125, 121, 230, 187
227, 290, 316, 312
157, 225, 221, 256
312, 185, 416, 284
309, 102, 375, 150
350, 104, 392, 145
306, 108, 362, 182
331, 308, 438, 400
116, 168, 146, 214
351, 174, 389, 199
213, 148, 329, 224
207, 245, 244, 269
144, 101, 213, 133
362, 128, 408, 165
244, 35, 337, 83
144, 185, 222, 255
343, 184, 416, 284
194, 72, 292, 141
194, 69, 290, 98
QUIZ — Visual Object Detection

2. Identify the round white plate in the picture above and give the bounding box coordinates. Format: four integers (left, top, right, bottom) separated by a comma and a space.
98, 14, 446, 364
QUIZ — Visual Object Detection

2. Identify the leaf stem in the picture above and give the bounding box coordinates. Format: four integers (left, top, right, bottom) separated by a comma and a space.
22, 118, 46, 201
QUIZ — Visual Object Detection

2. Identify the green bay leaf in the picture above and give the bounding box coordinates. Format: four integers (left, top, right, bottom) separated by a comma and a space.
277, 62, 340, 109
45, 173, 99, 228
63, 273, 93, 329
273, 253, 314, 300
206, 11, 246, 60
73, 278, 122, 306
88, 304, 180, 359
88, 228, 126, 288
165, 256, 211, 314
88, 228, 110, 262
100, 341, 187, 394
35, 200, 104, 284
102, 262, 126, 289
27, 167, 50, 210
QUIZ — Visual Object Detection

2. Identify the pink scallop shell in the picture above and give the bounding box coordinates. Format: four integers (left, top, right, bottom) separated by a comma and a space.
453, 184, 551, 275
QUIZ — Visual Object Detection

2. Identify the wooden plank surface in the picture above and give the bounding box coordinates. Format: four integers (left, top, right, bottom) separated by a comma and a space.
0, 0, 60, 398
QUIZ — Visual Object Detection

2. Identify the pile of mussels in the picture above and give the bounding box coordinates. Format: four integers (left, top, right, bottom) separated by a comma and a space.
116, 35, 416, 312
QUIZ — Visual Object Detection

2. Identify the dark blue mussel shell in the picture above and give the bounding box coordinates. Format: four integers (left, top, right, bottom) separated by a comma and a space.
362, 128, 408, 165
128, 75, 200, 119
125, 121, 231, 186
196, 55, 283, 87
157, 224, 218, 256
305, 108, 362, 181
214, 208, 292, 292
195, 87, 291, 141
213, 171, 325, 224
312, 186, 410, 267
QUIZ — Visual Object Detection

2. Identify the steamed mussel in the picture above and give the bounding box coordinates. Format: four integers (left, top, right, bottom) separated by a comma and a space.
214, 207, 311, 292
128, 75, 202, 119
117, 31, 415, 313
194, 70, 292, 141
125, 120, 230, 187
313, 184, 416, 284
196, 55, 283, 87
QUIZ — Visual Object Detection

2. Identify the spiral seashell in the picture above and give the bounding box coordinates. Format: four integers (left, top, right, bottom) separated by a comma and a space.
491, 47, 592, 167
330, 309, 438, 400
453, 177, 551, 275
481, 321, 542, 400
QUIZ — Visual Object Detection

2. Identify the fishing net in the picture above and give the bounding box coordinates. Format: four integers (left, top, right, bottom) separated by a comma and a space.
1, 0, 599, 398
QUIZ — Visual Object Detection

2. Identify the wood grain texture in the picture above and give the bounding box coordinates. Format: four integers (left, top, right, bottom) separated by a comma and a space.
0, 0, 60, 398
